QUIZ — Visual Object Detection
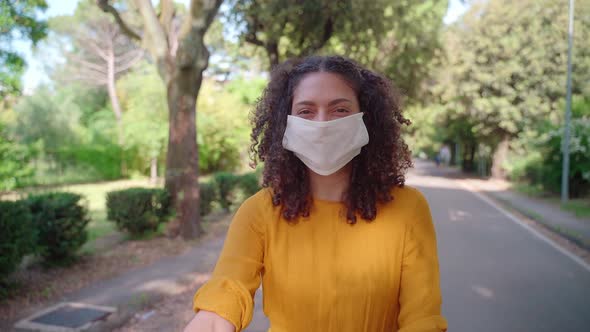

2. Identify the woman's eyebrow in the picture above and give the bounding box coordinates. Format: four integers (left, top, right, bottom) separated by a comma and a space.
294, 98, 353, 107
294, 100, 315, 106
328, 98, 352, 106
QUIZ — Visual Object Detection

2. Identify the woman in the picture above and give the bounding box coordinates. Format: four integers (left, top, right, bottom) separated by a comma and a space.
184, 56, 447, 332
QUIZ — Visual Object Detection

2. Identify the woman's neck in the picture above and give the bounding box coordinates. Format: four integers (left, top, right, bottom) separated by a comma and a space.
308, 164, 351, 202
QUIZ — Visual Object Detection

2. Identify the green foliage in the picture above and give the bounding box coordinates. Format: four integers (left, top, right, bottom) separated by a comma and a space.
329, 0, 448, 101
404, 104, 446, 158
9, 84, 125, 187
197, 79, 253, 174
0, 201, 36, 283
0, 123, 34, 190
213, 172, 241, 211
13, 87, 80, 153
228, 0, 447, 100
507, 116, 590, 197
228, 0, 389, 66
0, 0, 48, 99
237, 172, 260, 198
438, 0, 590, 144
210, 172, 261, 212
118, 62, 167, 175
106, 188, 171, 236
24, 192, 90, 266
199, 181, 217, 217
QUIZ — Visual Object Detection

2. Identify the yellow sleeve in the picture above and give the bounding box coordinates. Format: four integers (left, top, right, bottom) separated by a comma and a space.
193, 192, 267, 332
398, 189, 448, 332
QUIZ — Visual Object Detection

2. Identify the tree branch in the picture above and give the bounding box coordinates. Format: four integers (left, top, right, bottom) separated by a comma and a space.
134, 0, 169, 60
244, 32, 264, 46
96, 0, 142, 41
115, 48, 144, 65
67, 54, 108, 74
115, 50, 144, 74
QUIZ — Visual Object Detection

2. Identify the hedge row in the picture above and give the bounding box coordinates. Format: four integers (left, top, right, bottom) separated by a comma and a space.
106, 188, 170, 236
1, 193, 89, 286
1, 171, 261, 293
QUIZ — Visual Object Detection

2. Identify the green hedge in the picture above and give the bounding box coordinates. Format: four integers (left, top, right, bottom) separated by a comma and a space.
106, 188, 170, 236
238, 172, 260, 198
210, 171, 261, 212
0, 201, 36, 283
199, 182, 216, 217
25, 193, 90, 266
213, 172, 241, 211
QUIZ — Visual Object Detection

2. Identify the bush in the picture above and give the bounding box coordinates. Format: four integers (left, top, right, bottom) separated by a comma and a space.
507, 118, 590, 197
25, 193, 90, 266
237, 172, 260, 198
0, 201, 36, 282
199, 181, 216, 216
213, 172, 240, 211
106, 188, 171, 236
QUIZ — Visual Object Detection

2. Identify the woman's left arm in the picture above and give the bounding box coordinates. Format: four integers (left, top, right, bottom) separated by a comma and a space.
398, 190, 448, 332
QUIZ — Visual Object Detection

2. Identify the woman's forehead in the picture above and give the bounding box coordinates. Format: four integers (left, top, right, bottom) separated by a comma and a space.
293, 72, 357, 104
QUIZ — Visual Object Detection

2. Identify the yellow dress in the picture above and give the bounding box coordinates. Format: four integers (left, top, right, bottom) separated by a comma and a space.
193, 186, 447, 332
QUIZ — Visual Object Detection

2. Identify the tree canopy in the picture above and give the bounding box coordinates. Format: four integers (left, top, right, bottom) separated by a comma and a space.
0, 0, 48, 102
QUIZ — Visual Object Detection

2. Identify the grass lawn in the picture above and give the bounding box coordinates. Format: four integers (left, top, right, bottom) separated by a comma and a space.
558, 198, 590, 219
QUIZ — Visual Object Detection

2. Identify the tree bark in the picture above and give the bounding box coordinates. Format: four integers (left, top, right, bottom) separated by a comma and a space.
491, 136, 510, 179
266, 42, 280, 70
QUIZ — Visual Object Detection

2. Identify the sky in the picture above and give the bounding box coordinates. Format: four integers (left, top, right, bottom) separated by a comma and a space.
15, 0, 470, 94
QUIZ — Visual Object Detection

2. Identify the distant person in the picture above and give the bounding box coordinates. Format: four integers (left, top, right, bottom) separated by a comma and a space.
439, 145, 451, 166
183, 56, 447, 332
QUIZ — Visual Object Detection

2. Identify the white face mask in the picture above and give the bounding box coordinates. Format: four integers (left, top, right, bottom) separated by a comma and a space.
282, 113, 370, 176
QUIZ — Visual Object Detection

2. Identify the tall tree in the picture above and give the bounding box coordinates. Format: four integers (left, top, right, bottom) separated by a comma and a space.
438, 0, 590, 177
228, 0, 447, 100
0, 0, 47, 105
97, 0, 223, 239
50, 1, 143, 174
228, 0, 388, 69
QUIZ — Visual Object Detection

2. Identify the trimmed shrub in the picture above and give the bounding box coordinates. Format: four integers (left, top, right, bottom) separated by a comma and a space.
0, 201, 36, 281
213, 172, 240, 211
25, 193, 90, 266
238, 172, 260, 198
199, 181, 216, 216
106, 188, 170, 236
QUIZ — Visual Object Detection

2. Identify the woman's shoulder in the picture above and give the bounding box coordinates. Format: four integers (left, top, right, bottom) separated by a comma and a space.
235, 188, 277, 218
390, 185, 428, 206
378, 185, 430, 219
243, 187, 274, 207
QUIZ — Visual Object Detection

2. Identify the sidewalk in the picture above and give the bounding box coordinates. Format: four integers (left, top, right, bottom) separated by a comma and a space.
414, 159, 590, 250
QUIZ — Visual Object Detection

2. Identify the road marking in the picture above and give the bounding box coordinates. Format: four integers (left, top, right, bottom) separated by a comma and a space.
458, 181, 590, 273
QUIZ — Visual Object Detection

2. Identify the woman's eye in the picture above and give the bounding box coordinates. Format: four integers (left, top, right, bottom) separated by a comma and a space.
298, 109, 312, 115
335, 108, 349, 113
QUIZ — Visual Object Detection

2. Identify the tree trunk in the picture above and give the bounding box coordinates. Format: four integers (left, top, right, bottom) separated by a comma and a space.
165, 67, 203, 238
491, 136, 510, 179
267, 42, 280, 70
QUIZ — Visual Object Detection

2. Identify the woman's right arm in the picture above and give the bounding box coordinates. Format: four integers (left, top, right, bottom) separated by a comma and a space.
185, 192, 267, 332
183, 310, 235, 332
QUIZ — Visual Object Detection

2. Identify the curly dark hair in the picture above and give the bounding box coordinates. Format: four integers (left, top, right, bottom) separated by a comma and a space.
249, 55, 412, 224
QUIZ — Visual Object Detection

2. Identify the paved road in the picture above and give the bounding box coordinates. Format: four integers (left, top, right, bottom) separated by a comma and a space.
247, 161, 590, 332
409, 162, 590, 332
